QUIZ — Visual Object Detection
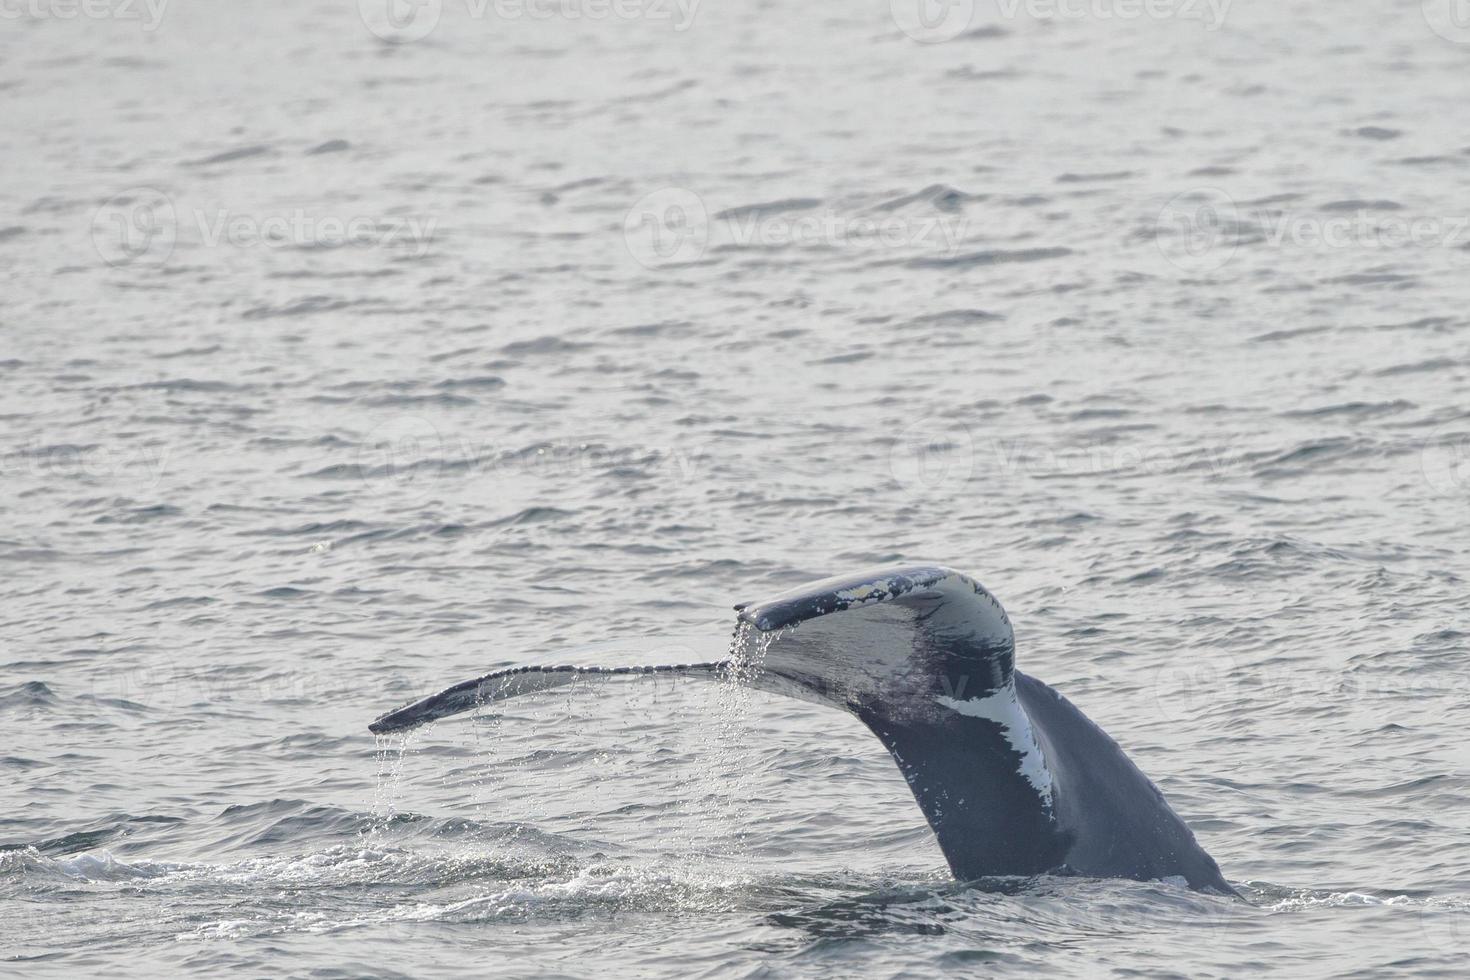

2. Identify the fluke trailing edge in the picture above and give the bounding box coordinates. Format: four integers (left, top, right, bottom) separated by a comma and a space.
369, 564, 1234, 894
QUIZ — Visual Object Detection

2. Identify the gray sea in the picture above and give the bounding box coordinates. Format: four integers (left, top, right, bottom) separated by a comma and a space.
4, 0, 1470, 975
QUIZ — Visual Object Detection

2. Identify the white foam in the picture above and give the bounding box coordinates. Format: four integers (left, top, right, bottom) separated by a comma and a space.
176, 860, 746, 941
0, 846, 183, 882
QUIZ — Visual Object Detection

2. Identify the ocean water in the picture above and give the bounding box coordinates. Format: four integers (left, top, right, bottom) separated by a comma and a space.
4, 0, 1470, 975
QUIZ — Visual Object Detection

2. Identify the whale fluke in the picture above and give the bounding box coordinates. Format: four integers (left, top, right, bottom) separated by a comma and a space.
368, 564, 1235, 895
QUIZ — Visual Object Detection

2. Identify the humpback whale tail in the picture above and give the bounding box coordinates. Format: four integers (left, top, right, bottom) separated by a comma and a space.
369, 564, 1234, 895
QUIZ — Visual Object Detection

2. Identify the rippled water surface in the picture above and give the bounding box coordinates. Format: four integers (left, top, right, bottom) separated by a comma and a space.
4, 1, 1470, 975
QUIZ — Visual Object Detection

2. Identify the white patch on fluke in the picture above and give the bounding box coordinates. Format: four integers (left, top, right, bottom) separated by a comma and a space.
834, 579, 895, 604
935, 685, 1055, 809
832, 571, 951, 608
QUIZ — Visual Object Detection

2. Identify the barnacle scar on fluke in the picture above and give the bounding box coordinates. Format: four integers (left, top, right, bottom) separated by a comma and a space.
370, 563, 1235, 895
